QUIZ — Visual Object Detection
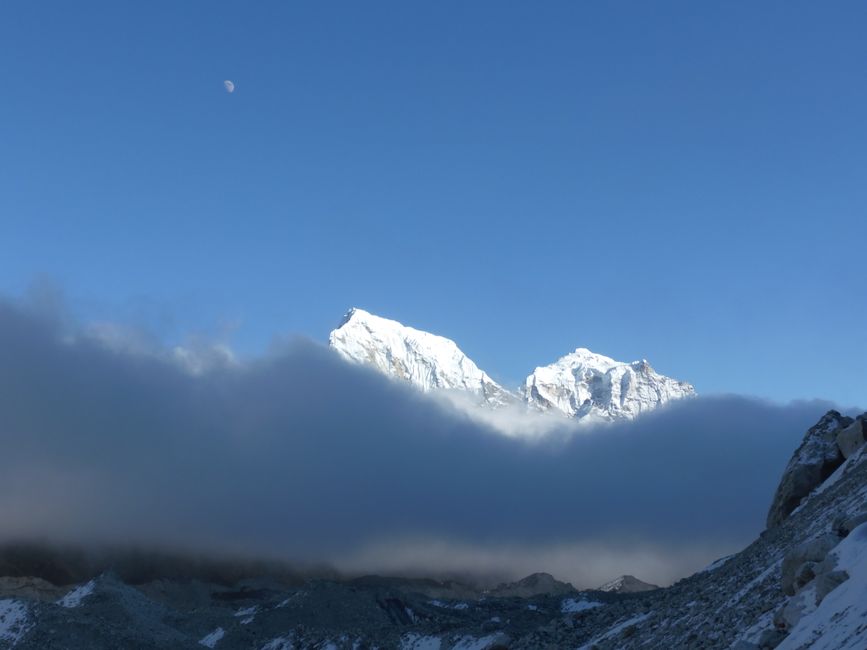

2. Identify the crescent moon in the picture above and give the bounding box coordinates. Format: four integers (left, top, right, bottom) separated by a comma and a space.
224, 80, 235, 94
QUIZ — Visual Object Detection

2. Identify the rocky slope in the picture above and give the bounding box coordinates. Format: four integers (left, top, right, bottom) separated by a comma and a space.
2, 409, 865, 649
329, 308, 694, 422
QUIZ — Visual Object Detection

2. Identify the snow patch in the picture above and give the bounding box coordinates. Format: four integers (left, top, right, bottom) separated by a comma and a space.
199, 627, 225, 648
560, 598, 603, 613
260, 636, 295, 650
428, 599, 469, 610
56, 580, 96, 608
524, 348, 694, 421
699, 553, 734, 574
0, 599, 32, 647
234, 605, 257, 624
577, 612, 652, 649
451, 634, 504, 650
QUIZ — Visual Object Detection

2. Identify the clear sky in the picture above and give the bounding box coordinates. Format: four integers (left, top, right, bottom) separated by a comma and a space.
1, 1, 865, 406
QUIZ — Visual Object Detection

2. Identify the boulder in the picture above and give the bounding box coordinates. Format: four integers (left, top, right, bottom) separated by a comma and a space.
774, 584, 817, 629
813, 569, 849, 604
792, 561, 816, 592
755, 627, 788, 648
836, 416, 867, 459
781, 534, 841, 596
837, 511, 867, 537
766, 411, 852, 529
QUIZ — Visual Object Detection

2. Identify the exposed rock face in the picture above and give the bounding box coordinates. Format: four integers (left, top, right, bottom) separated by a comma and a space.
836, 416, 867, 459
766, 410, 852, 529
596, 575, 659, 594
522, 348, 695, 421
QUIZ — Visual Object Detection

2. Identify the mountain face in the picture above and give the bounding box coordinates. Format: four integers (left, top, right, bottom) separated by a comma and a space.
328, 308, 515, 408
522, 348, 696, 421
329, 308, 694, 422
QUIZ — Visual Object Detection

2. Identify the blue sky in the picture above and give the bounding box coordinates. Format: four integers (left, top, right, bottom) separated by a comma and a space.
1, 1, 865, 406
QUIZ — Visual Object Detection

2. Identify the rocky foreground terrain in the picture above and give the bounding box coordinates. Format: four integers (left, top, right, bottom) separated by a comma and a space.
1, 411, 865, 649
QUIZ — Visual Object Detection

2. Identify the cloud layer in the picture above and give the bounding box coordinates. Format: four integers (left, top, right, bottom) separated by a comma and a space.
0, 299, 834, 586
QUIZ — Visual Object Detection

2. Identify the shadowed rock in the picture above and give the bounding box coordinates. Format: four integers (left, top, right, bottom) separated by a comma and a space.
766, 411, 852, 529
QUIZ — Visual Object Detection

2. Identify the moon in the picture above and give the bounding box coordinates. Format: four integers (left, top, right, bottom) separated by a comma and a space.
224, 80, 235, 94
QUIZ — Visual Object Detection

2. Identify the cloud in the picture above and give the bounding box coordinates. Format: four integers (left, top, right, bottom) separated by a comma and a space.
0, 298, 835, 587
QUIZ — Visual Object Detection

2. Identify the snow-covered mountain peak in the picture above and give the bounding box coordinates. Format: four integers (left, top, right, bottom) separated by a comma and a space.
329, 309, 694, 423
328, 308, 514, 407
556, 347, 620, 372
523, 347, 695, 421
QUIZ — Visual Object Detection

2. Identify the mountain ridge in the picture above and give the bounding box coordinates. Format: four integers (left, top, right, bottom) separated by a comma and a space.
329, 307, 695, 422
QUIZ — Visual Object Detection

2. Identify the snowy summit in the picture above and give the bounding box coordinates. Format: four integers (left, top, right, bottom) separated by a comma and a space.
329, 308, 694, 422
329, 308, 515, 408
523, 348, 696, 421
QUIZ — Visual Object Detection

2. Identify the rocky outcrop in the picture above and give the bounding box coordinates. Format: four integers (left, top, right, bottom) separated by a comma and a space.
766, 411, 852, 528
780, 533, 840, 596
836, 416, 866, 459
771, 527, 854, 638
833, 509, 867, 537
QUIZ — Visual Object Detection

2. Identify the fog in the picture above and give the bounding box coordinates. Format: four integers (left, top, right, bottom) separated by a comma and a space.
0, 298, 834, 587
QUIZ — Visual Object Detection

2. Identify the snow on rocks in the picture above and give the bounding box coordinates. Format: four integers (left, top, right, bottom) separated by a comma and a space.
428, 600, 469, 610
596, 574, 659, 593
234, 605, 257, 624
576, 612, 652, 650
198, 627, 225, 648
56, 579, 96, 608
523, 348, 694, 421
451, 633, 509, 649
776, 522, 867, 649
780, 534, 841, 596
260, 635, 295, 650
699, 553, 735, 574
401, 633, 442, 649
560, 598, 603, 613
0, 599, 32, 647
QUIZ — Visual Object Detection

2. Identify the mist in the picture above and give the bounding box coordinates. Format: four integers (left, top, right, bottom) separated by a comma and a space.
0, 298, 834, 587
